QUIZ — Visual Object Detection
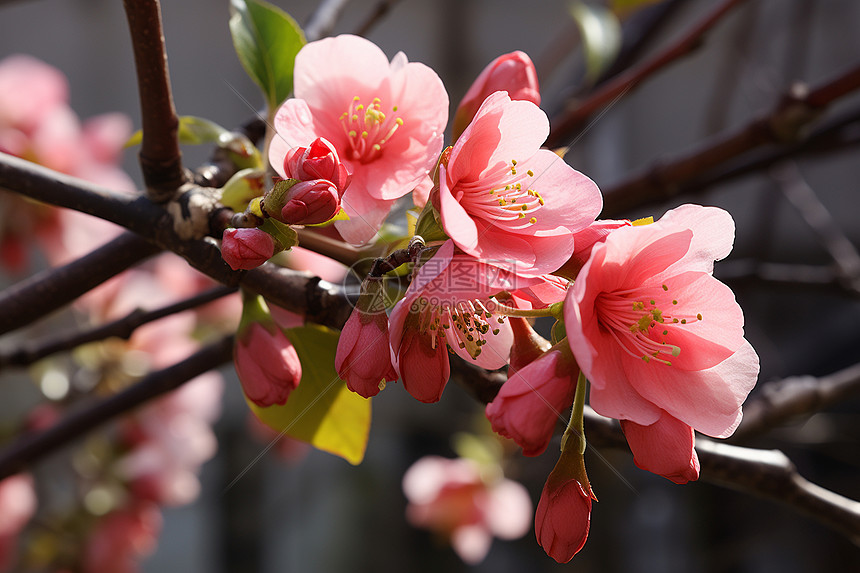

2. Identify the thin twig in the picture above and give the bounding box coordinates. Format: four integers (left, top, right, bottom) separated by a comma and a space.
353, 0, 402, 37
771, 162, 860, 292
0, 286, 237, 369
0, 335, 234, 480
601, 62, 860, 216
304, 0, 353, 41
0, 233, 161, 336
546, 0, 748, 147
122, 0, 185, 200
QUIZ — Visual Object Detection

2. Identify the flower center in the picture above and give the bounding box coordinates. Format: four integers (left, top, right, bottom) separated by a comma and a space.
595, 284, 702, 366
414, 296, 507, 360
457, 159, 544, 228
339, 96, 404, 164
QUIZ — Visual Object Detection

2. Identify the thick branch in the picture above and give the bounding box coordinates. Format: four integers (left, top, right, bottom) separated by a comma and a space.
123, 0, 185, 200
602, 62, 860, 215
304, 0, 352, 42
0, 335, 234, 480
0, 286, 237, 369
0, 233, 160, 336
733, 361, 860, 441
546, 0, 748, 147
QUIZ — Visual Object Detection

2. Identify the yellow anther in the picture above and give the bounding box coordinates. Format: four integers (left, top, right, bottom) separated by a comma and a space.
529, 217, 537, 224
348, 130, 357, 137
527, 169, 534, 177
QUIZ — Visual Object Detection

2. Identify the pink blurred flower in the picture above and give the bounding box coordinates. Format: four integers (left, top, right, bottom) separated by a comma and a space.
336, 279, 397, 398
0, 474, 37, 572
389, 241, 534, 403
269, 34, 448, 244
403, 456, 531, 564
82, 502, 162, 573
234, 321, 302, 407
535, 445, 595, 563
452, 51, 540, 140
486, 345, 578, 456
279, 179, 341, 225
564, 204, 759, 450
221, 228, 275, 270
438, 92, 602, 277
282, 137, 350, 194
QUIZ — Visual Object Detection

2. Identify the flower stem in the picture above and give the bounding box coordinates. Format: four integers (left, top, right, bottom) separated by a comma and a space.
492, 303, 557, 319
561, 371, 588, 454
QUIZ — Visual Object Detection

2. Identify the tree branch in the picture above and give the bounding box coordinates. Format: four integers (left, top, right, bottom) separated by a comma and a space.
123, 0, 185, 200
304, 0, 353, 42
546, 0, 748, 147
0, 335, 234, 480
353, 0, 402, 37
0, 233, 161, 336
733, 361, 860, 441
0, 285, 237, 370
602, 62, 860, 216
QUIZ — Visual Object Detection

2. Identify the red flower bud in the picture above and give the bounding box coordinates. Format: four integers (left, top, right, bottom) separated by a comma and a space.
234, 322, 301, 407
221, 228, 275, 270
453, 51, 540, 140
280, 179, 341, 225
283, 137, 351, 195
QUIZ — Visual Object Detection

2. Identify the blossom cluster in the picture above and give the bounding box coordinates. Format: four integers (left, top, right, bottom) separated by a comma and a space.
249, 35, 759, 562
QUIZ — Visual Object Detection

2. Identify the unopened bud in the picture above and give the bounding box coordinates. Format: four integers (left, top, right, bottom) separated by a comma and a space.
280, 179, 341, 225
283, 137, 351, 194
453, 51, 540, 140
221, 228, 275, 270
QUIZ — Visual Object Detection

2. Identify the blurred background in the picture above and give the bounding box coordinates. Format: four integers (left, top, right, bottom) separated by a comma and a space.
1, 0, 859, 571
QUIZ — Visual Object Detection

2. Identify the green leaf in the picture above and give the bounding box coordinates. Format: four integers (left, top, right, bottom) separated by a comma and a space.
229, 0, 306, 110
220, 168, 266, 212
247, 324, 371, 465
177, 116, 231, 144
611, 0, 663, 14
259, 218, 299, 252
569, 1, 622, 85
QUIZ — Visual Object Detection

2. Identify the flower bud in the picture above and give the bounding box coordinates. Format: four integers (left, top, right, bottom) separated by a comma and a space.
535, 439, 596, 563
221, 228, 275, 270
452, 51, 540, 140
336, 278, 397, 398
283, 137, 351, 194
234, 294, 302, 407
280, 179, 341, 225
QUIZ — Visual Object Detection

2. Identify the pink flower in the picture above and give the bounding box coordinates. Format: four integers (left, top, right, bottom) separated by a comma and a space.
438, 92, 602, 277
452, 51, 540, 140
556, 218, 632, 279
269, 34, 448, 244
403, 456, 532, 564
82, 502, 162, 573
564, 204, 759, 442
389, 241, 534, 403
336, 280, 398, 398
279, 179, 341, 225
221, 228, 275, 270
535, 446, 596, 563
486, 346, 578, 456
282, 137, 351, 194
0, 474, 37, 572
621, 412, 700, 484
234, 322, 302, 407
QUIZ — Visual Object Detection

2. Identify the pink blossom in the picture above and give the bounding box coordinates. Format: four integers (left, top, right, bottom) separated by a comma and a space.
234, 322, 302, 407
438, 92, 602, 277
535, 446, 596, 563
282, 137, 350, 194
0, 474, 37, 572
621, 412, 700, 484
389, 241, 534, 403
486, 346, 578, 456
452, 51, 540, 140
82, 502, 162, 573
279, 179, 341, 225
556, 218, 632, 279
269, 34, 448, 244
403, 456, 531, 564
564, 204, 759, 442
335, 282, 398, 398
221, 228, 275, 270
